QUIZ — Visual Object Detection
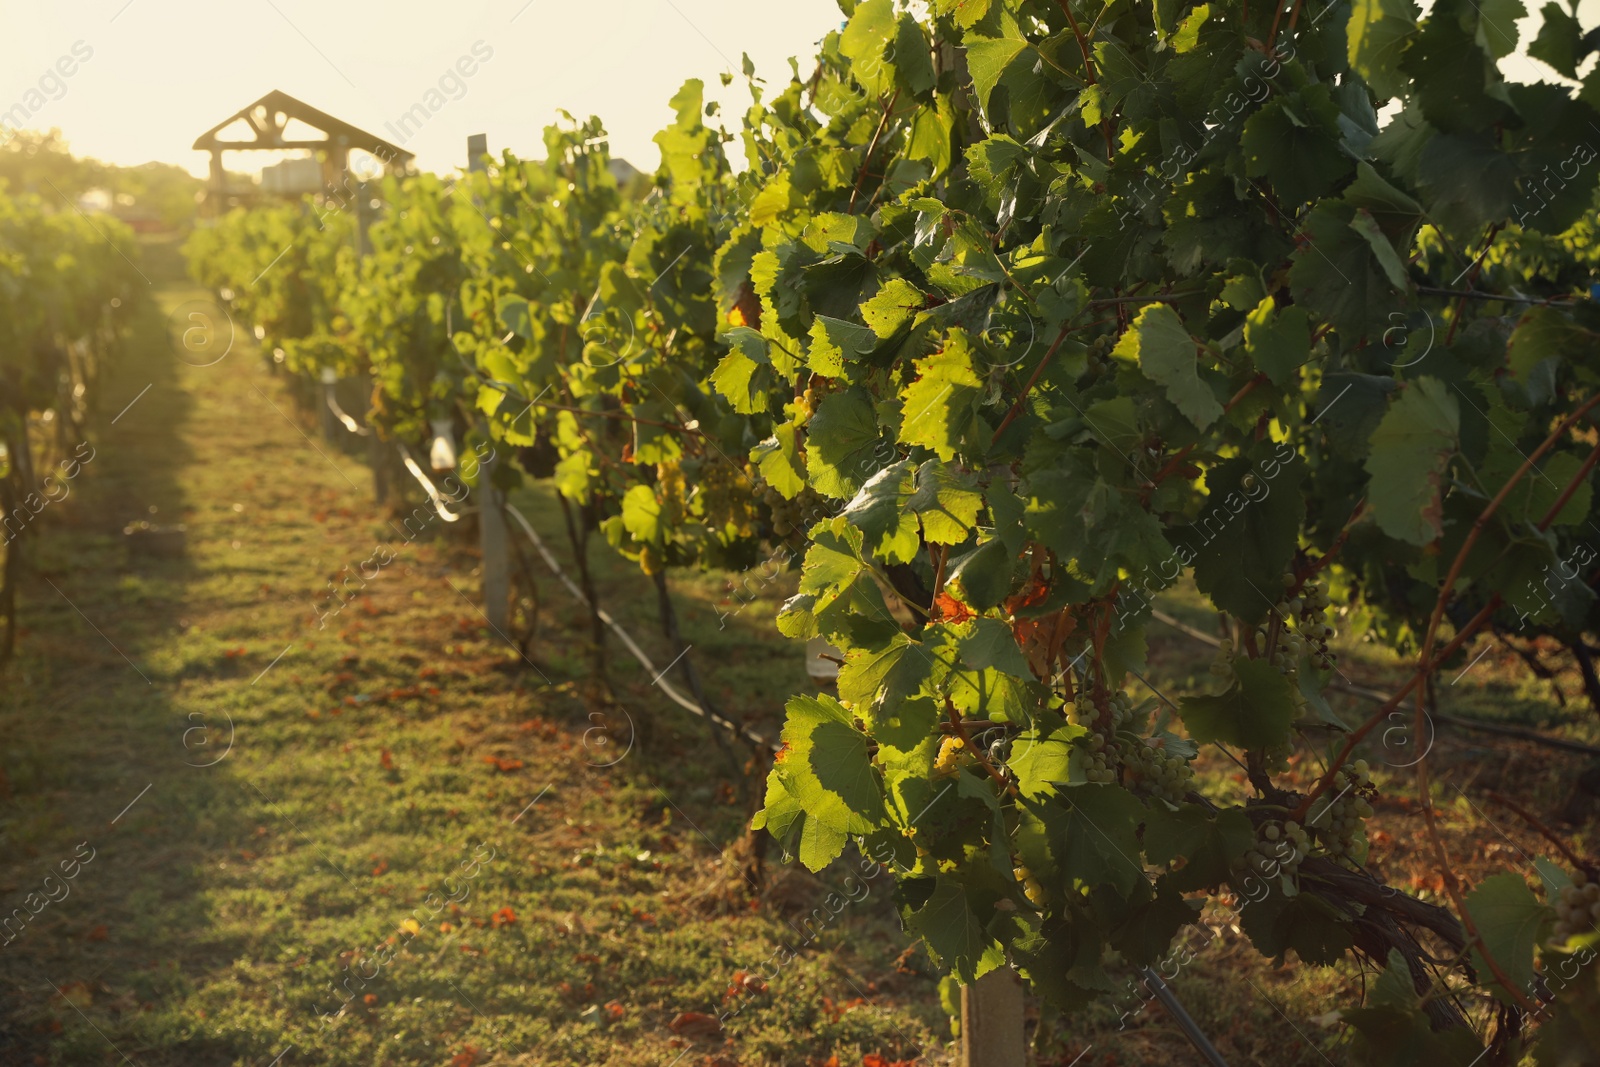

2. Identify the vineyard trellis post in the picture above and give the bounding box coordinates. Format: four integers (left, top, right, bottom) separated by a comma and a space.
318, 367, 339, 442
350, 181, 389, 506
960, 966, 1025, 1067
468, 133, 510, 632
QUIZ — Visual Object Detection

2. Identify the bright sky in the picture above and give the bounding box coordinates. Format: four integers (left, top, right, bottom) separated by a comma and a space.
1, 0, 1597, 179
0, 0, 843, 177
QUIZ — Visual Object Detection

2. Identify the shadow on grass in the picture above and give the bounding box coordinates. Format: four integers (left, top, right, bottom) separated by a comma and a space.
0, 257, 257, 1065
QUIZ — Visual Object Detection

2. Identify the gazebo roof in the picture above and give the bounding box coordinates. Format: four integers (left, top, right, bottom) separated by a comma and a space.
193, 90, 412, 164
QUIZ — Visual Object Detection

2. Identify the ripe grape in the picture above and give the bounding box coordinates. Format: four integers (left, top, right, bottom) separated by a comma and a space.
1552, 869, 1600, 943
1013, 863, 1047, 906
1313, 760, 1375, 858
934, 734, 968, 777
1127, 736, 1194, 803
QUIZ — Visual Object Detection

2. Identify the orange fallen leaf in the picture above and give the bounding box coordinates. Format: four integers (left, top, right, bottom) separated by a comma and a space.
668, 1011, 723, 1038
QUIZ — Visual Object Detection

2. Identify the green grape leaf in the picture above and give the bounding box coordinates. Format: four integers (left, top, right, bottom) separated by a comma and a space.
799, 520, 871, 607
908, 459, 983, 544
1348, 0, 1420, 99
841, 0, 897, 96
807, 386, 888, 499
1348, 208, 1410, 290
809, 314, 878, 377
861, 278, 927, 338
1108, 878, 1201, 968
751, 424, 807, 500
1178, 657, 1297, 751
956, 618, 1033, 679
1239, 891, 1353, 965
1007, 722, 1088, 800
1476, 0, 1525, 60
965, 35, 1030, 113
1181, 445, 1307, 625
712, 327, 773, 414
906, 877, 1005, 982
893, 14, 937, 96
1173, 4, 1211, 52
839, 631, 933, 712
1287, 201, 1401, 345
1243, 299, 1311, 387
1483, 447, 1596, 528
1241, 94, 1350, 207
1113, 303, 1221, 430
1316, 372, 1398, 461
947, 538, 1015, 610
620, 484, 663, 546
774, 694, 888, 860
1364, 377, 1460, 546
498, 296, 534, 339
1508, 307, 1598, 387
842, 459, 920, 563
1144, 804, 1256, 892
1463, 872, 1545, 1004
1050, 785, 1148, 896
1529, 1, 1582, 77
901, 330, 988, 461
751, 773, 810, 856
776, 593, 820, 640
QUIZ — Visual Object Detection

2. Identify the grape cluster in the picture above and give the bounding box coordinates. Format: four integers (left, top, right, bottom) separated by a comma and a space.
760, 484, 828, 539
1240, 820, 1311, 881
1012, 862, 1047, 906
1261, 740, 1294, 775
1207, 637, 1237, 679
1272, 572, 1337, 672
1067, 689, 1134, 785
1127, 737, 1195, 803
794, 383, 822, 420
934, 734, 970, 777
655, 461, 686, 525
694, 459, 761, 539
1553, 870, 1600, 943
1315, 760, 1376, 858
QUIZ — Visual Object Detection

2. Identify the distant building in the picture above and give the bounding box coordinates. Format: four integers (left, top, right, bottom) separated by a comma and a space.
608, 158, 641, 186
259, 157, 323, 196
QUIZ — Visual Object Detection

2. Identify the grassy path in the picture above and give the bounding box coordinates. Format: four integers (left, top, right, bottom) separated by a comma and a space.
0, 271, 938, 1066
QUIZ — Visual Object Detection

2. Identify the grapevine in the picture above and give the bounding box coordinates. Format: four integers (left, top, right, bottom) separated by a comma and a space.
178, 0, 1600, 1060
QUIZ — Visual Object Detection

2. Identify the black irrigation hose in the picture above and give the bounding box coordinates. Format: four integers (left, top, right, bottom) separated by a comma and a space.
1138, 967, 1232, 1067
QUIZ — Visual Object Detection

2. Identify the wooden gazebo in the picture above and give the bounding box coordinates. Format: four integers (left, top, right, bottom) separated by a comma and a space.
193, 90, 413, 212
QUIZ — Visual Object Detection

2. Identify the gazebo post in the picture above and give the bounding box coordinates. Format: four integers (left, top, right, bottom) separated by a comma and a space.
208, 149, 227, 217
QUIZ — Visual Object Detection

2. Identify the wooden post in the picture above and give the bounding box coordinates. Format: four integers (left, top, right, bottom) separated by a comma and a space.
477, 446, 510, 633
468, 133, 509, 633
347, 175, 384, 506
208, 149, 227, 217
961, 967, 1026, 1067
318, 367, 339, 442
367, 406, 389, 506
